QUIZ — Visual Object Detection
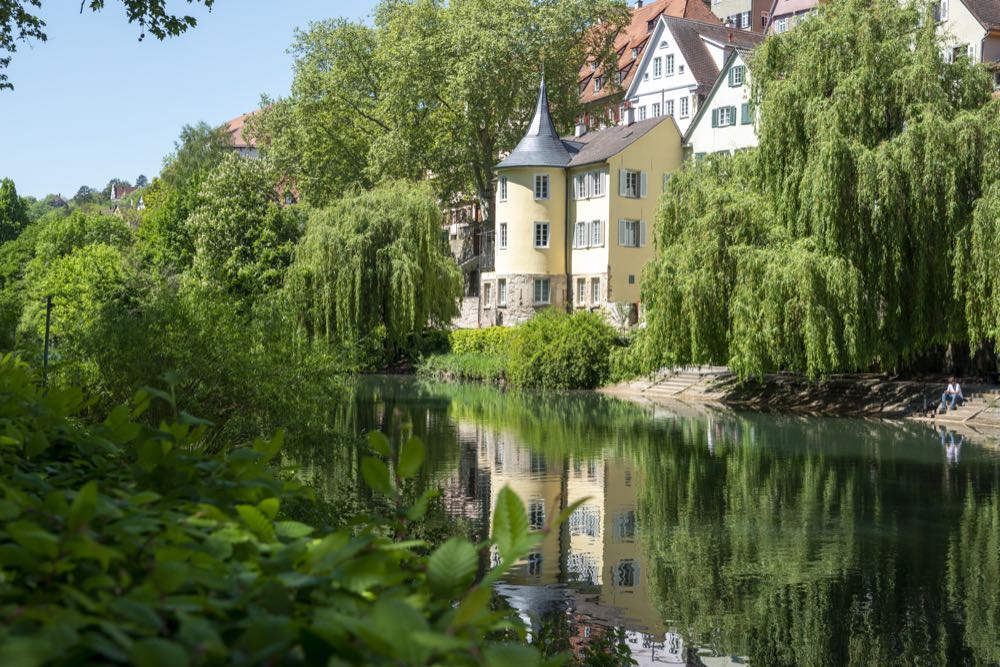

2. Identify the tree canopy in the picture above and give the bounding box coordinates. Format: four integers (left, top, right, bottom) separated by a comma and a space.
1, 0, 215, 90
248, 0, 629, 222
638, 0, 1000, 378
285, 180, 462, 362
0, 177, 28, 242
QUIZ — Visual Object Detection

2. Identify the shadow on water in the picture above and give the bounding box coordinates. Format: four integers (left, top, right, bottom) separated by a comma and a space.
314, 375, 1000, 666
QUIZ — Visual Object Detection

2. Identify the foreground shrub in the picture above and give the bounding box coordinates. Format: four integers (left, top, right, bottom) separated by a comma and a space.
507, 311, 617, 390
0, 356, 567, 666
417, 352, 508, 384
450, 327, 516, 356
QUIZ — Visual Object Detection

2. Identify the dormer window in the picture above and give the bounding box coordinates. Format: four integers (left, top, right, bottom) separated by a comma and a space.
647, 19, 655, 31
631, 47, 639, 59
590, 62, 597, 72
660, 40, 668, 48
594, 76, 603, 92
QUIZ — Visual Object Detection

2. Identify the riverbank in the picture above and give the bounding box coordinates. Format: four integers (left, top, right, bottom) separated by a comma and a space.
603, 366, 1000, 432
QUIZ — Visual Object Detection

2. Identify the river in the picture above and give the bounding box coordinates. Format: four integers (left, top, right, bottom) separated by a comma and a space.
320, 376, 1000, 666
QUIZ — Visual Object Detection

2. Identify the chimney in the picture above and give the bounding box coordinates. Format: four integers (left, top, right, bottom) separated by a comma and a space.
636, 0, 644, 7
574, 122, 588, 137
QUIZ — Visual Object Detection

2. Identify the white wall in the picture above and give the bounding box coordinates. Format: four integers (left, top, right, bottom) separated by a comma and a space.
686, 54, 759, 155
625, 20, 708, 135
937, 0, 987, 61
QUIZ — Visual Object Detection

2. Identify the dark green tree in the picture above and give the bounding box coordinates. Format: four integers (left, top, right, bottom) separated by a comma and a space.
0, 178, 29, 242
135, 173, 148, 187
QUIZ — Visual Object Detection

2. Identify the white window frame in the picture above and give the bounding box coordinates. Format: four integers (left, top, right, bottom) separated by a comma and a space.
498, 176, 508, 202
591, 277, 601, 304
666, 99, 674, 116
589, 170, 604, 197
775, 17, 789, 33
594, 76, 603, 93
573, 173, 588, 200
533, 221, 550, 248
533, 174, 549, 200
498, 222, 508, 249
679, 96, 690, 118
940, 0, 949, 21
741, 11, 751, 28
652, 102, 661, 117
619, 170, 647, 199
637, 105, 647, 121
731, 65, 745, 87
483, 282, 493, 307
577, 278, 587, 305
574, 221, 588, 248
533, 278, 551, 305
590, 219, 603, 246
653, 57, 662, 78
718, 106, 735, 126
618, 219, 647, 248
498, 278, 507, 306
665, 54, 675, 76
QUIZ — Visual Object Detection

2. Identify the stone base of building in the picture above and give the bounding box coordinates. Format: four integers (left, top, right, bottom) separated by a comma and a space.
451, 296, 482, 329
481, 273, 567, 327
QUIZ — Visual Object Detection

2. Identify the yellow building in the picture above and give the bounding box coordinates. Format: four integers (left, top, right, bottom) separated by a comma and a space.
482, 79, 684, 326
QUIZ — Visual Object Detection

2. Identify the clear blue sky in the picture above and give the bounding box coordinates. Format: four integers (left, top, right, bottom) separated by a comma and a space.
0, 1, 379, 199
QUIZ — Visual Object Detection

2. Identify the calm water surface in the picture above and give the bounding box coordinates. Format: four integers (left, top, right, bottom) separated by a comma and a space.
330, 376, 1000, 666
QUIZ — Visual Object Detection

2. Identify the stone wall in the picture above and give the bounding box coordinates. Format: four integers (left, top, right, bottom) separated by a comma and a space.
482, 274, 568, 327
451, 296, 482, 330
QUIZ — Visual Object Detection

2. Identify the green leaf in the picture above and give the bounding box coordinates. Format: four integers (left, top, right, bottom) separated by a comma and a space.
405, 489, 440, 521
483, 643, 542, 667
236, 504, 276, 543
275, 521, 314, 539
68, 480, 98, 532
427, 537, 478, 594
452, 585, 492, 629
257, 497, 280, 520
361, 456, 393, 496
131, 638, 189, 667
491, 486, 529, 561
396, 436, 425, 479
7, 520, 59, 558
367, 431, 391, 456
253, 429, 284, 462
553, 497, 590, 533
152, 561, 190, 594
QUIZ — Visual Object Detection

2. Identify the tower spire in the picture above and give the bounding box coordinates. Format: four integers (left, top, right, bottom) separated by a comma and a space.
497, 75, 573, 169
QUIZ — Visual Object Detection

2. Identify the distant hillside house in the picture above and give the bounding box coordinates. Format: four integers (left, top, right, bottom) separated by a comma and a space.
621, 16, 761, 136
225, 112, 259, 158
933, 0, 1000, 90
110, 183, 138, 202
481, 78, 684, 328
684, 47, 758, 157
577, 0, 721, 129
764, 0, 819, 34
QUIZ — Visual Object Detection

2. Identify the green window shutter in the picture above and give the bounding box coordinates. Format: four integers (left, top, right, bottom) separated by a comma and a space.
741, 102, 751, 124
727, 67, 734, 86
711, 109, 718, 128
729, 106, 737, 126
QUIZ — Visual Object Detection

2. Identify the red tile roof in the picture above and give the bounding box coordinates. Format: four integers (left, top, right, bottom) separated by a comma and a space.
578, 0, 721, 105
225, 112, 257, 149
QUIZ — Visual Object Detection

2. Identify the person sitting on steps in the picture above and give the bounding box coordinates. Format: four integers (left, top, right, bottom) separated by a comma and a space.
940, 377, 964, 414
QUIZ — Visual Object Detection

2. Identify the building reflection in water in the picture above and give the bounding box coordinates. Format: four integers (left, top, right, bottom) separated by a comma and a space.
437, 418, 747, 666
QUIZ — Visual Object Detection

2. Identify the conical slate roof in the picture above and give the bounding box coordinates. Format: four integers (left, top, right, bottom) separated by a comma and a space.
497, 78, 575, 169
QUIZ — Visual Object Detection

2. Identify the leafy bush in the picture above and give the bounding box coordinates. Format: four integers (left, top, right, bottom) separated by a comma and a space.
450, 327, 516, 356
0, 356, 568, 666
507, 311, 617, 390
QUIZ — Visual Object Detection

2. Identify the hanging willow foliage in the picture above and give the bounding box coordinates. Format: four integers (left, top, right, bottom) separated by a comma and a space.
639, 0, 1000, 378
284, 180, 462, 358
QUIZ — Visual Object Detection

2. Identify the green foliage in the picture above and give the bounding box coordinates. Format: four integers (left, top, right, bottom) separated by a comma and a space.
0, 356, 564, 666
188, 154, 303, 304
640, 0, 1000, 378
29, 209, 132, 264
507, 311, 617, 390
451, 326, 516, 356
253, 0, 629, 217
286, 180, 462, 364
0, 177, 28, 242
417, 352, 509, 384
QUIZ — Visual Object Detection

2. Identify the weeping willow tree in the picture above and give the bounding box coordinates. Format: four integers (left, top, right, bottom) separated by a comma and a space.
285, 180, 462, 361
638, 0, 1000, 378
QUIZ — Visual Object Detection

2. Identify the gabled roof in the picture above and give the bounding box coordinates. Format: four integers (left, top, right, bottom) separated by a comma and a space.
225, 111, 257, 150
566, 115, 677, 167
960, 0, 1000, 30
578, 0, 721, 106
497, 79, 576, 169
683, 48, 752, 144
624, 17, 761, 99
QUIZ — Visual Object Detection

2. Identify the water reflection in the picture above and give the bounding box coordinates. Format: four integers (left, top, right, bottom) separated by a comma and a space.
342, 377, 1000, 666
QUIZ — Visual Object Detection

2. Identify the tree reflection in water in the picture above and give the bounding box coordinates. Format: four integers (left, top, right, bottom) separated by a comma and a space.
334, 377, 1000, 666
